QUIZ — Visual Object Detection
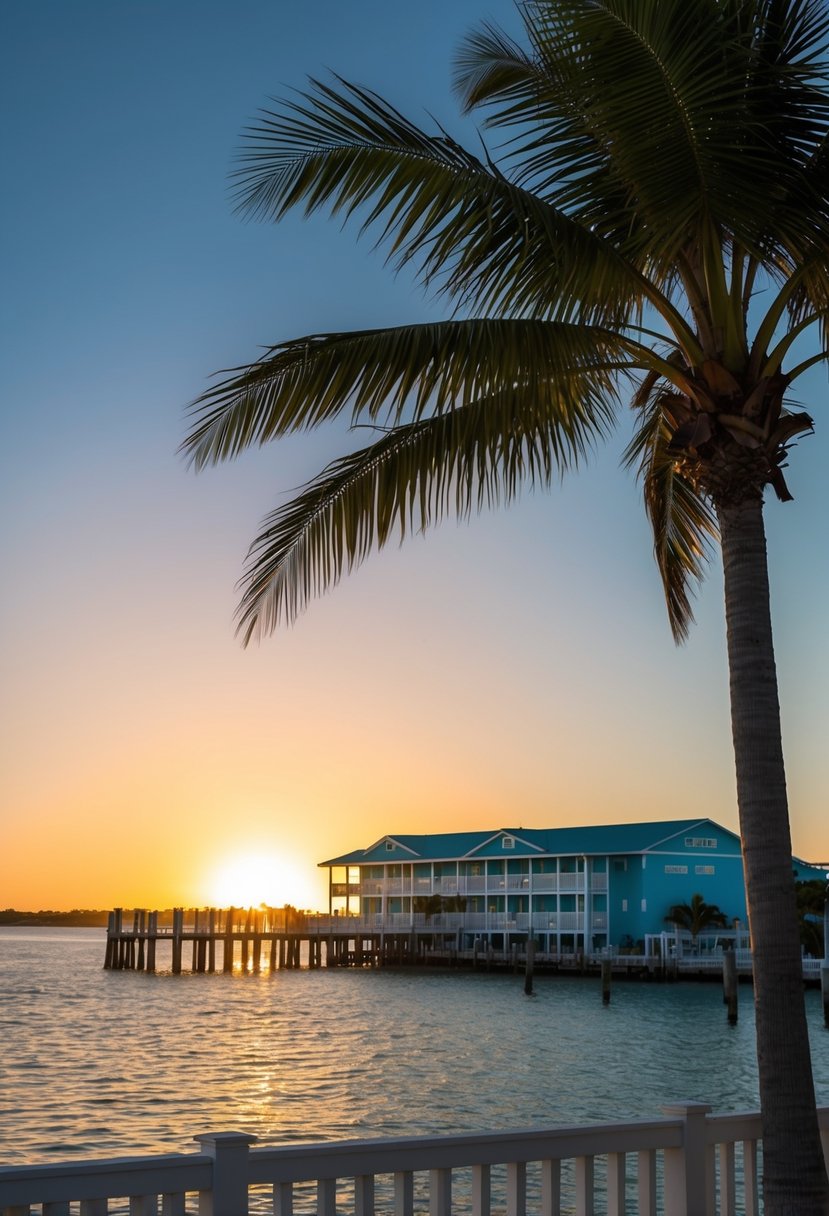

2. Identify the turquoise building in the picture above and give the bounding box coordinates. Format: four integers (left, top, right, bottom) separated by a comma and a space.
320, 819, 825, 954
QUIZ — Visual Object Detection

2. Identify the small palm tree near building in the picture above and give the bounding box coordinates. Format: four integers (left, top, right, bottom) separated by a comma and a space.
665, 893, 729, 942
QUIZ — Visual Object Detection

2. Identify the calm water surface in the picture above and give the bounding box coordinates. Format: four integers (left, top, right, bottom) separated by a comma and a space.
2, 928, 828, 1164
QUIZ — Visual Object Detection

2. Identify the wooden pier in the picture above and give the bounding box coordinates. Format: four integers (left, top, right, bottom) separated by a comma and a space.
103, 907, 439, 974
105, 907, 826, 984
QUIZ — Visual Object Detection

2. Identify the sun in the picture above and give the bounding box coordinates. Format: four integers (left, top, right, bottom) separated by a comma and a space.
206, 851, 318, 910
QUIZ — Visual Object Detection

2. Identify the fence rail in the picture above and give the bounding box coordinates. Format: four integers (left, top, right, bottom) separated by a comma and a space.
3, 1105, 828, 1216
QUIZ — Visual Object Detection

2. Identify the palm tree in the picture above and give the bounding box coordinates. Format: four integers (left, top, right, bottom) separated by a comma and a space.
665, 892, 729, 942
184, 2, 829, 1207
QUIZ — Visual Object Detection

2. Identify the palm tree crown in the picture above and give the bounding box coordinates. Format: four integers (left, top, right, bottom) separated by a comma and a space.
665, 892, 729, 939
184, 0, 829, 645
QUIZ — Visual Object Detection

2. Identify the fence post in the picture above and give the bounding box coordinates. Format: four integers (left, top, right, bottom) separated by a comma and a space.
195, 1132, 257, 1216
661, 1102, 713, 1216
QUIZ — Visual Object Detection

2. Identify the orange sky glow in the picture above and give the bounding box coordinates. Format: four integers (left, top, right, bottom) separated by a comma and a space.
2, 3, 827, 913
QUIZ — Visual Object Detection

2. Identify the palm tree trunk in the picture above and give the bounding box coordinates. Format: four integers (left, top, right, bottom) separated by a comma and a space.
718, 495, 828, 1213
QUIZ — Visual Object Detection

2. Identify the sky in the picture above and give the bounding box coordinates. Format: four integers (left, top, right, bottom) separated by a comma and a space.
1, 1, 827, 914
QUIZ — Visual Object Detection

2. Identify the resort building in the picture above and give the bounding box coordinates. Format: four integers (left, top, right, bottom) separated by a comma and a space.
320, 818, 825, 955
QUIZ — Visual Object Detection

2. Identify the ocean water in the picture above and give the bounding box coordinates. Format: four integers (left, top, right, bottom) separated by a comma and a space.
2, 927, 829, 1166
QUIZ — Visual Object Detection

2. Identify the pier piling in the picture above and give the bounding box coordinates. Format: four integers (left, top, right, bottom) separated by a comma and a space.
601, 958, 612, 1005
722, 948, 738, 1025
524, 938, 535, 996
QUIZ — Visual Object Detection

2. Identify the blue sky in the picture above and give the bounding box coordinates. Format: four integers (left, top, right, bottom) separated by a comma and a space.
1, 1, 827, 910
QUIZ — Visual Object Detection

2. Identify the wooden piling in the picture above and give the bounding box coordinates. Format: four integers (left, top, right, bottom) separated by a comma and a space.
104, 912, 115, 969
208, 909, 216, 973
723, 948, 738, 1025
252, 911, 262, 973
223, 907, 234, 973
191, 909, 200, 972
524, 938, 535, 996
172, 908, 183, 975
601, 958, 612, 1005
147, 912, 157, 972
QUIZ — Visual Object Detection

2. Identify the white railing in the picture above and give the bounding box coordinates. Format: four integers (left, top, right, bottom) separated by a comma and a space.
557, 872, 583, 891
3, 1106, 828, 1216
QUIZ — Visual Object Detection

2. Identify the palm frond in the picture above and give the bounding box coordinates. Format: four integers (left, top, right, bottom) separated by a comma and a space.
236, 386, 620, 641
231, 76, 645, 322
624, 388, 718, 641
456, 0, 829, 264
182, 318, 637, 470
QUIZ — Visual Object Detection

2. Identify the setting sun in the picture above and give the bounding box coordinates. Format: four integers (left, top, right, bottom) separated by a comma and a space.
206, 851, 319, 910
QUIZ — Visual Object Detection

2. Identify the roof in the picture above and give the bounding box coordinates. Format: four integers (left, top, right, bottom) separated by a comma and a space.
319, 818, 741, 867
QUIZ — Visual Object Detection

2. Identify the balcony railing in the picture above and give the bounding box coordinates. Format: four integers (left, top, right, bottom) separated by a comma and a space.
355, 872, 609, 899
3, 1104, 826, 1216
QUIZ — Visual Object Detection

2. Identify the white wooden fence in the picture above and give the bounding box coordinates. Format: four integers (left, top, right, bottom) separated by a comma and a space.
2, 1104, 828, 1216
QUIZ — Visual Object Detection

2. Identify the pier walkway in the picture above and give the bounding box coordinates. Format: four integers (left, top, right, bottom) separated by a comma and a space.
103, 908, 825, 983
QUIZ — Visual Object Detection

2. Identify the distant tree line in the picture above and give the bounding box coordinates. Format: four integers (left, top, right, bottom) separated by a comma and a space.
0, 908, 111, 926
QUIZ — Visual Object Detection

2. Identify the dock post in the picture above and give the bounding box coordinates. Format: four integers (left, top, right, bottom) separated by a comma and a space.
601, 957, 612, 1005
113, 908, 124, 969
208, 909, 216, 973
723, 948, 738, 1025
172, 907, 183, 975
192, 909, 200, 972
252, 911, 262, 973
524, 937, 535, 995
223, 907, 235, 973
104, 911, 115, 969
147, 911, 157, 972
137, 910, 146, 971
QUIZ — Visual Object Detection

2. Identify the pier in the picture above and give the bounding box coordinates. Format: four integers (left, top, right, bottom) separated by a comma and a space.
104, 908, 823, 981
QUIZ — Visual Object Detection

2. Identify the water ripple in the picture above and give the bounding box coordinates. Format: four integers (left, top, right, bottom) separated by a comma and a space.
1, 928, 828, 1165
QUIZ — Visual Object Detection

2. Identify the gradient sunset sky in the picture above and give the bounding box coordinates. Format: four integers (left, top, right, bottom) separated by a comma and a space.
2, 1, 827, 913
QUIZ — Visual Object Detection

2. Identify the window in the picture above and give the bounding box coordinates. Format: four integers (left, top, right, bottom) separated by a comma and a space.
613, 859, 627, 872
685, 837, 717, 849
695, 865, 715, 875
502, 836, 515, 849
621, 899, 628, 912
385, 841, 395, 852
665, 865, 688, 875
641, 899, 647, 912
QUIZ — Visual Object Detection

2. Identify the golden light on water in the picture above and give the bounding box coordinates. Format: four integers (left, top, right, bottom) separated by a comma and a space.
206, 850, 318, 910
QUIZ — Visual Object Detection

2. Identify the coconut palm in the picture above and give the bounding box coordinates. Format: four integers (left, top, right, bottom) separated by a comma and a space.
665, 892, 729, 941
184, 2, 829, 1207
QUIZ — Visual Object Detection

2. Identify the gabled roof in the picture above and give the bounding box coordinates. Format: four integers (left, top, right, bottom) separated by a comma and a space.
319, 819, 740, 867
